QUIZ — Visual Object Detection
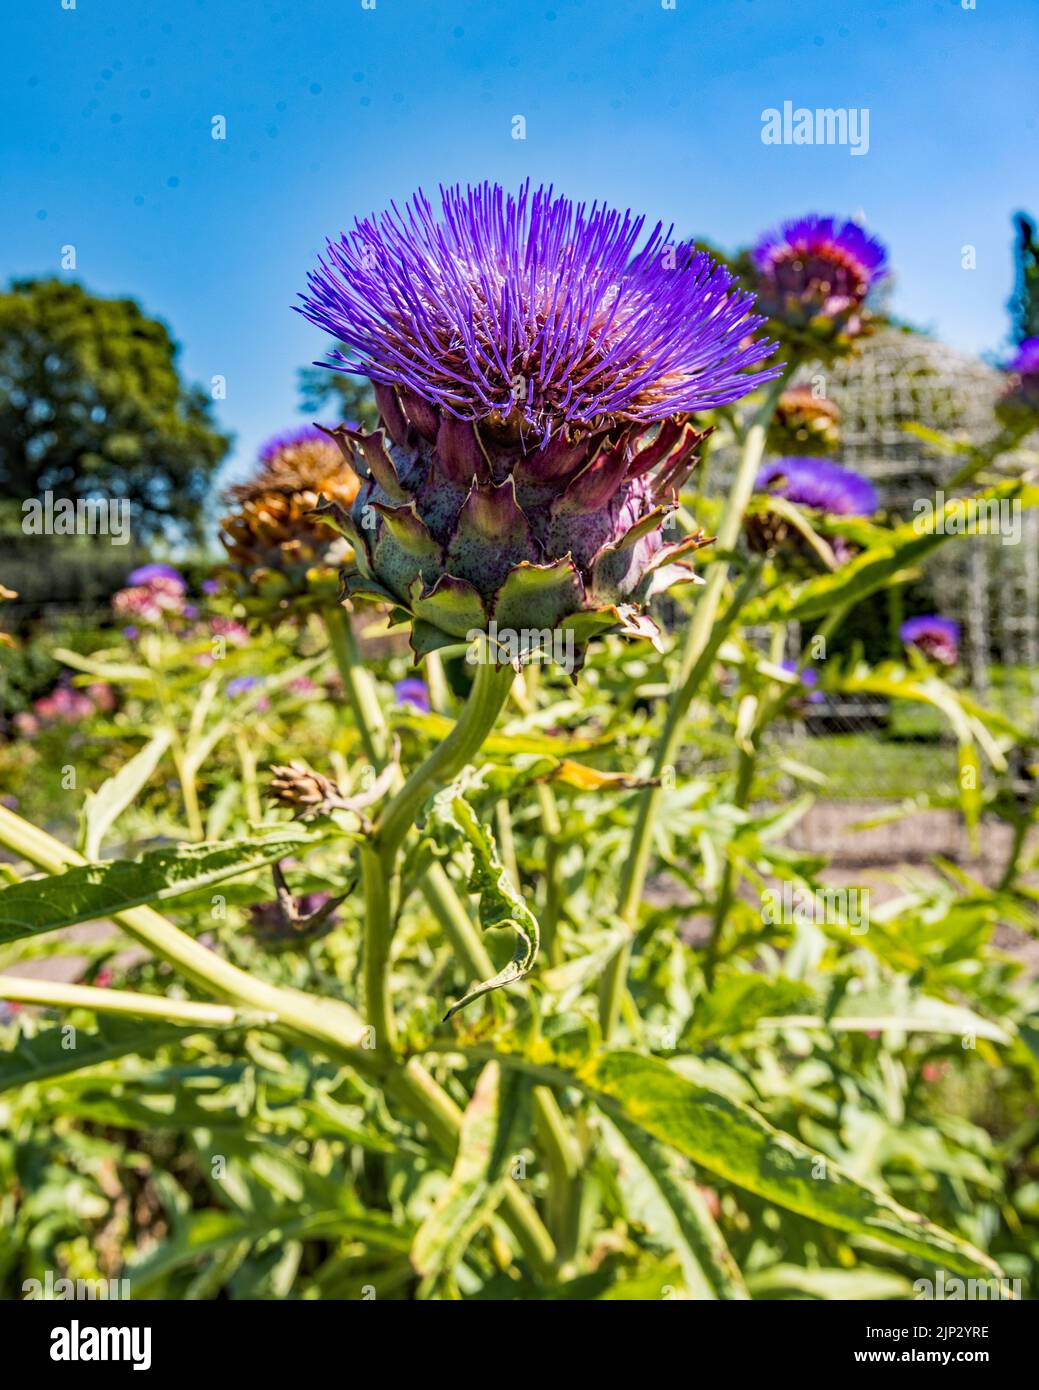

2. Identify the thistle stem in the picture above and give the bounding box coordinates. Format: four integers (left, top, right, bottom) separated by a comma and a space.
0, 974, 241, 1027
535, 784, 564, 966
0, 802, 555, 1272
702, 600, 850, 985
360, 844, 397, 1052
375, 649, 516, 859
324, 603, 388, 767
598, 372, 787, 1038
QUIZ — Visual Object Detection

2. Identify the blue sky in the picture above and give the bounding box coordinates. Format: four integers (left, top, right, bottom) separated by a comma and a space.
2, 0, 1036, 489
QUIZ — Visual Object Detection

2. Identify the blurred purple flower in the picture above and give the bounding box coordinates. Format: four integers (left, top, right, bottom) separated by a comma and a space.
751, 214, 888, 336
394, 677, 430, 713
901, 615, 960, 667
780, 660, 825, 704
227, 676, 262, 696
755, 457, 878, 516
127, 563, 187, 590
1006, 337, 1039, 379
999, 336, 1039, 417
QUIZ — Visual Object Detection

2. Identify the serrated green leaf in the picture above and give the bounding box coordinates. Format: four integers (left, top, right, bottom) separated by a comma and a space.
447, 1033, 1002, 1278
410, 1061, 521, 1289
0, 1015, 230, 1093
432, 792, 540, 1018
607, 1114, 749, 1299
0, 827, 337, 943
78, 729, 173, 861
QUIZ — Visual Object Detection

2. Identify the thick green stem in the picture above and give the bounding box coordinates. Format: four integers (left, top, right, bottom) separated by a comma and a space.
324, 604, 388, 767
597, 377, 787, 1038
0, 974, 243, 1026
535, 784, 563, 966
533, 1084, 583, 1263
676, 375, 787, 684
360, 845, 397, 1053
375, 651, 516, 858
316, 628, 556, 1265
703, 743, 757, 988
235, 731, 263, 824
597, 564, 763, 1036
702, 600, 850, 985
0, 802, 555, 1270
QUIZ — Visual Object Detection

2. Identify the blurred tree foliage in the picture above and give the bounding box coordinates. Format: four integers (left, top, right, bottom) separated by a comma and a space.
297, 342, 378, 429
0, 279, 231, 543
1009, 212, 1039, 344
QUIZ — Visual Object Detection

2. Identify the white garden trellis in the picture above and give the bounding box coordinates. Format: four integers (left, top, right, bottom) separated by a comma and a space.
812, 329, 1039, 726
710, 329, 1039, 729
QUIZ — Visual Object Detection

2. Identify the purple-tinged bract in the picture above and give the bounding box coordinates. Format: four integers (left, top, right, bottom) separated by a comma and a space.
751, 214, 888, 355
901, 615, 960, 667
299, 182, 779, 662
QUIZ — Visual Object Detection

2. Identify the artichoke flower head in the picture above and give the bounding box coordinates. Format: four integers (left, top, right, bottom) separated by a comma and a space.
219, 425, 361, 620
299, 182, 779, 667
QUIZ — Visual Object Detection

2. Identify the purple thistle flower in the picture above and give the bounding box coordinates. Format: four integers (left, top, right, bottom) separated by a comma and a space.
780, 659, 824, 704
751, 214, 888, 346
901, 615, 960, 666
127, 563, 187, 590
227, 675, 262, 696
755, 457, 879, 516
999, 336, 1039, 418
298, 182, 778, 663
299, 181, 778, 436
258, 423, 345, 467
1006, 337, 1039, 379
394, 677, 430, 712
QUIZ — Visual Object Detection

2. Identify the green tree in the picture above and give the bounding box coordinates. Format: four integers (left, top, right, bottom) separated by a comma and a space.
1009, 212, 1039, 344
0, 278, 231, 542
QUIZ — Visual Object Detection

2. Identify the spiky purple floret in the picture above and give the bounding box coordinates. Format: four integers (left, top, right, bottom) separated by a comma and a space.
755, 457, 878, 516
1006, 337, 1039, 379
901, 615, 960, 665
752, 214, 888, 287
258, 424, 332, 464
298, 181, 779, 437
127, 563, 187, 590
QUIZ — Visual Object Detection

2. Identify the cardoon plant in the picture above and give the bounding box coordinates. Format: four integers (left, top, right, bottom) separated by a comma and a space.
768, 383, 841, 455
751, 214, 888, 359
748, 455, 879, 564
299, 181, 779, 666
997, 336, 1039, 423
219, 425, 360, 619
0, 180, 1018, 1301
901, 614, 960, 667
